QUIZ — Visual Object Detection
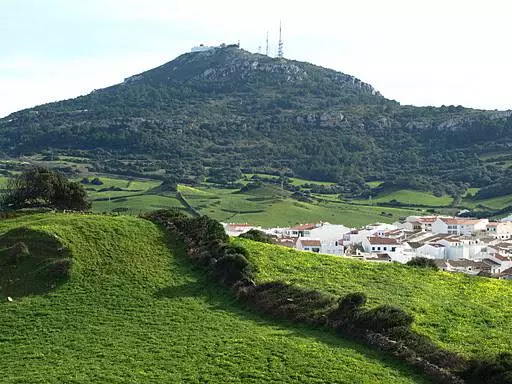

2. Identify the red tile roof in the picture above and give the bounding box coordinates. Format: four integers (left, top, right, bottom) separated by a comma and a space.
301, 240, 321, 247
440, 218, 486, 225
294, 223, 316, 231
367, 236, 399, 245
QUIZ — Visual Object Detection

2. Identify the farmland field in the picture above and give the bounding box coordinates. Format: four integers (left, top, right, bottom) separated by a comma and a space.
354, 189, 453, 207
180, 184, 421, 227
235, 238, 512, 359
0, 214, 429, 383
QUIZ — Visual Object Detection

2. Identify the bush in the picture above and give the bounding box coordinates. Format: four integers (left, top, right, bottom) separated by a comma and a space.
214, 253, 253, 286
239, 229, 276, 244
357, 305, 414, 332
462, 352, 512, 384
406, 257, 439, 269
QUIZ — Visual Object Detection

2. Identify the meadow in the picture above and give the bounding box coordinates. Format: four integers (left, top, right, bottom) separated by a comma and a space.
235, 238, 512, 359
0, 214, 429, 383
179, 184, 421, 227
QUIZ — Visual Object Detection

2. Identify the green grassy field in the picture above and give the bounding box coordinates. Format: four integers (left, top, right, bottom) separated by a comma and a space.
235, 239, 512, 359
355, 189, 453, 207
181, 184, 421, 227
0, 214, 428, 383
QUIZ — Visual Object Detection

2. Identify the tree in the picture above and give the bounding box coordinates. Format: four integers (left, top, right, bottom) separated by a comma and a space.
0, 167, 90, 211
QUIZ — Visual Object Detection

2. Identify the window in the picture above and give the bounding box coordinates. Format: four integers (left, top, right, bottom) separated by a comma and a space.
377, 247, 381, 251
391, 247, 396, 252
383, 247, 387, 251
372, 246, 376, 251
312, 247, 320, 253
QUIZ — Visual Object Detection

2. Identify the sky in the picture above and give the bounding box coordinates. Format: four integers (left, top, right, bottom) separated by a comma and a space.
1, 0, 512, 118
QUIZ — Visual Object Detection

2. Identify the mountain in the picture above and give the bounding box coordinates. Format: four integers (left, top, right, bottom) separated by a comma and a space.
1, 46, 512, 196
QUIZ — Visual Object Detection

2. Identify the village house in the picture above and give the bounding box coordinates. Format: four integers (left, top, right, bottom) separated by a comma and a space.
486, 221, 512, 240
284, 223, 317, 237
223, 223, 260, 236
431, 217, 488, 236
499, 267, 512, 280
296, 239, 322, 253
482, 255, 512, 275
296, 237, 344, 255
364, 253, 393, 263
342, 223, 397, 246
433, 259, 486, 275
362, 236, 401, 254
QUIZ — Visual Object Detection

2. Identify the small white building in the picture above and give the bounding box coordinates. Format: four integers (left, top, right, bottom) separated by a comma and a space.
415, 243, 446, 259
362, 236, 401, 254
296, 237, 344, 256
223, 223, 260, 236
284, 223, 317, 238
486, 222, 512, 240
342, 223, 397, 246
482, 255, 512, 275
434, 259, 486, 275
431, 217, 488, 236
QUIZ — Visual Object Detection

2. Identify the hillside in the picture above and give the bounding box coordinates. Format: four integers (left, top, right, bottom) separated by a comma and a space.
0, 214, 428, 383
234, 238, 512, 359
1, 46, 512, 197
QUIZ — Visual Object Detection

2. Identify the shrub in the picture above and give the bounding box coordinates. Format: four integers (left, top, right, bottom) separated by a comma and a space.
406, 257, 439, 269
462, 352, 512, 384
214, 253, 253, 286
357, 305, 414, 333
239, 229, 276, 244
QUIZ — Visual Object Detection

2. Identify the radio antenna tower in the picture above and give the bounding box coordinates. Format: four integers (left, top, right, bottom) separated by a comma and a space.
265, 31, 269, 56
277, 20, 284, 58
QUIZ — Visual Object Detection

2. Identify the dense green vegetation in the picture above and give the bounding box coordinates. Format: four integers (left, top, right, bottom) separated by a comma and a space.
1, 47, 511, 200
0, 214, 429, 383
0, 167, 90, 211
234, 239, 512, 360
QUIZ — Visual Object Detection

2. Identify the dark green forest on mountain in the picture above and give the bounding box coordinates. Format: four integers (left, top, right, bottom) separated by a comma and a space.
1, 46, 511, 199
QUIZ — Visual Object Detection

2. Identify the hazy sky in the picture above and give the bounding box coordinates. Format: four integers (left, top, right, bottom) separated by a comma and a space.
2, 0, 512, 117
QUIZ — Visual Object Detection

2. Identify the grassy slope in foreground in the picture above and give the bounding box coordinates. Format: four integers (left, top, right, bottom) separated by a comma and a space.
0, 214, 428, 384
234, 239, 512, 359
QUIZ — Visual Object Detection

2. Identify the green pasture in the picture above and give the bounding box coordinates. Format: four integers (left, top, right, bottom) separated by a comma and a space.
0, 214, 428, 384
236, 239, 512, 359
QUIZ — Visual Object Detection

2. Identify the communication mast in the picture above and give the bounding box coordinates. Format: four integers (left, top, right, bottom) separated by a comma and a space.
277, 21, 284, 58
265, 31, 269, 56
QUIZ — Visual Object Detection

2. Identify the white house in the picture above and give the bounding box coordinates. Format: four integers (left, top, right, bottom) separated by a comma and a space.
296, 238, 344, 255
342, 223, 397, 246
362, 236, 401, 254
284, 223, 317, 237
415, 243, 446, 259
482, 255, 512, 275
486, 222, 512, 239
434, 259, 486, 275
309, 223, 351, 241
431, 217, 488, 236
296, 238, 322, 253
223, 223, 260, 236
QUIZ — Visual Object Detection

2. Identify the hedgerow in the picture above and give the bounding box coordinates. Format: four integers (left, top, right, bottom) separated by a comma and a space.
143, 209, 510, 384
